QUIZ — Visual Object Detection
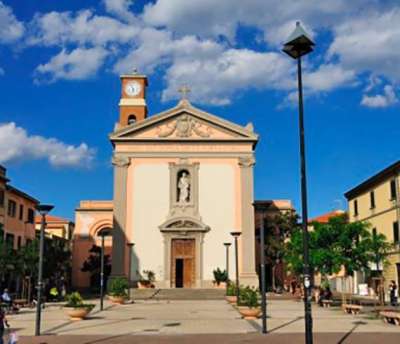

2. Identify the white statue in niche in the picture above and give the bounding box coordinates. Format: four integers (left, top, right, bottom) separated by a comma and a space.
178, 172, 190, 203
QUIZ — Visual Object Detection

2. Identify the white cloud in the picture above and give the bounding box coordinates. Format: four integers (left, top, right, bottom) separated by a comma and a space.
303, 64, 356, 92
103, 0, 136, 22
35, 47, 108, 83
28, 9, 138, 47
0, 1, 24, 43
361, 85, 398, 108
328, 8, 400, 81
0, 122, 95, 168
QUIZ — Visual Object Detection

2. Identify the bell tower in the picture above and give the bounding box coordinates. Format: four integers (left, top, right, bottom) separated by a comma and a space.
118, 71, 148, 127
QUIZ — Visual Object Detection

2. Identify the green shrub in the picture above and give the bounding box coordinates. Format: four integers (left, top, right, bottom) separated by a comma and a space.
108, 276, 129, 297
65, 292, 94, 310
226, 282, 237, 296
213, 268, 228, 285
239, 286, 259, 308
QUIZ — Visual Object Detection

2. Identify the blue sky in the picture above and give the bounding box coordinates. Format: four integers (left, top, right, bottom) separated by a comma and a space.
0, 0, 399, 220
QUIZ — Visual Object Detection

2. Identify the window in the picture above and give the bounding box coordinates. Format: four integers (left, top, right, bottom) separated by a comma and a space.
5, 233, 14, 248
354, 200, 358, 216
19, 204, 24, 221
7, 200, 16, 217
0, 189, 4, 208
390, 179, 397, 200
17, 236, 22, 248
127, 114, 136, 125
27, 208, 35, 224
370, 191, 376, 209
372, 228, 377, 238
394, 221, 400, 244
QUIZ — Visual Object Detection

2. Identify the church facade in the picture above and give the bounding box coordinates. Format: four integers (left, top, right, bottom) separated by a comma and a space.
72, 73, 259, 288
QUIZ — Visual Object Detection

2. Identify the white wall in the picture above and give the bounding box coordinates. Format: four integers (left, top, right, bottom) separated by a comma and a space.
131, 163, 169, 281
199, 164, 236, 281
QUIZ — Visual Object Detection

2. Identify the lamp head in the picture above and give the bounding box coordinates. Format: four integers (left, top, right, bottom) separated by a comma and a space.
127, 242, 135, 247
36, 204, 54, 216
223, 242, 231, 247
282, 21, 315, 59
230, 231, 241, 238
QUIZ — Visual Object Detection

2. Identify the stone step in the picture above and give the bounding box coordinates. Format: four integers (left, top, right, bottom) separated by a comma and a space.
130, 288, 226, 300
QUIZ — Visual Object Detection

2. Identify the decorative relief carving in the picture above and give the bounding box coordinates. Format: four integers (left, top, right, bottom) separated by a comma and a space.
238, 156, 256, 168
112, 155, 131, 167
167, 220, 199, 229
157, 114, 211, 138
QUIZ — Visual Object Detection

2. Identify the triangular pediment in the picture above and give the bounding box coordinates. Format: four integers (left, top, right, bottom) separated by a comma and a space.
110, 101, 258, 143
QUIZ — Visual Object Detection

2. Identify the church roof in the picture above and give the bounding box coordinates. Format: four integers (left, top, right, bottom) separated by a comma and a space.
109, 99, 258, 145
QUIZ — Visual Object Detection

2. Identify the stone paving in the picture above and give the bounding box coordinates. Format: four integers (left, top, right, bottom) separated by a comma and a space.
4, 298, 400, 343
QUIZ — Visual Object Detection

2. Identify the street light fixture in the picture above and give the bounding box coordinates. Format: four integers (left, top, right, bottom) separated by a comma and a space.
223, 242, 231, 295
283, 21, 315, 344
35, 203, 54, 336
230, 231, 241, 305
98, 227, 112, 311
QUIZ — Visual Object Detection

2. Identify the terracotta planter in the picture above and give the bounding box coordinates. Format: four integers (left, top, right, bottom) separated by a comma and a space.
214, 282, 227, 289
226, 295, 237, 304
65, 307, 92, 321
138, 281, 154, 289
108, 295, 125, 304
238, 307, 261, 320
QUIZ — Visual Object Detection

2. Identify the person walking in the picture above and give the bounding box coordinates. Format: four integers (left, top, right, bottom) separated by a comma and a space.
389, 280, 398, 306
0, 307, 10, 344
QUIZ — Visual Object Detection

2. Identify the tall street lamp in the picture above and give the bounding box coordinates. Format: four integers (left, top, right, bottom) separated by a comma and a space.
35, 203, 54, 336
283, 21, 315, 344
257, 205, 267, 334
98, 228, 112, 311
230, 231, 241, 305
223, 242, 231, 295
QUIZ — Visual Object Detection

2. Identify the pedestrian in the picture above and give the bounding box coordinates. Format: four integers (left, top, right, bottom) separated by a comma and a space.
7, 330, 18, 344
0, 307, 10, 344
389, 280, 398, 306
1, 290, 12, 311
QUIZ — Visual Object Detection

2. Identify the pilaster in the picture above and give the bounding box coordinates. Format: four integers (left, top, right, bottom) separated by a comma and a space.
238, 156, 259, 287
111, 155, 130, 277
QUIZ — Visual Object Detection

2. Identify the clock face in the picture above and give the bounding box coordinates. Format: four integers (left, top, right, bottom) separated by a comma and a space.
125, 81, 141, 96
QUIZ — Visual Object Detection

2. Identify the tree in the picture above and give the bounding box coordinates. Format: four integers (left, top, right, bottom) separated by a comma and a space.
81, 245, 111, 290
285, 214, 393, 287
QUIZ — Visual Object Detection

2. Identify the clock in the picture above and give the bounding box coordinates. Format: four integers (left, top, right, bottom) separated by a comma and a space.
125, 81, 141, 96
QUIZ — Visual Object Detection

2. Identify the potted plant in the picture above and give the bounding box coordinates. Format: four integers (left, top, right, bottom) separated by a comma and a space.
213, 268, 228, 289
138, 270, 156, 288
238, 286, 261, 319
225, 282, 237, 303
108, 276, 129, 304
64, 292, 95, 321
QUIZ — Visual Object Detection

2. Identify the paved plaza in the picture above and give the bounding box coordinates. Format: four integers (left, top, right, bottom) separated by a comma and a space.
5, 298, 400, 343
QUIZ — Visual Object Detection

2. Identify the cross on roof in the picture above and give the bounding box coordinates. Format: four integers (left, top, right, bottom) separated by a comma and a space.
178, 85, 191, 99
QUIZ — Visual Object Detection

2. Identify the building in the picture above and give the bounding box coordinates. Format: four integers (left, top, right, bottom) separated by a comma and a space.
72, 73, 259, 289
345, 160, 400, 292
0, 165, 39, 249
254, 200, 294, 291
35, 215, 74, 241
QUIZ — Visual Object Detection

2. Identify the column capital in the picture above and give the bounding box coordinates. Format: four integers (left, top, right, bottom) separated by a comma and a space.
112, 155, 130, 167
238, 156, 255, 168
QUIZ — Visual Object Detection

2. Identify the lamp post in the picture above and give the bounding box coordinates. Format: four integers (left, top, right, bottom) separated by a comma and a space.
230, 231, 241, 305
258, 207, 267, 334
35, 203, 54, 336
127, 242, 135, 302
98, 228, 111, 311
283, 21, 315, 344
223, 242, 231, 294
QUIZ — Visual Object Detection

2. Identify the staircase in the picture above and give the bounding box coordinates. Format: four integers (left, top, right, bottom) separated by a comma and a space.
130, 288, 225, 300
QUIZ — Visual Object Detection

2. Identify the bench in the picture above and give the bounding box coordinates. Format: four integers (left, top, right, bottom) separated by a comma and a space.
321, 300, 333, 308
380, 311, 400, 326
342, 304, 363, 315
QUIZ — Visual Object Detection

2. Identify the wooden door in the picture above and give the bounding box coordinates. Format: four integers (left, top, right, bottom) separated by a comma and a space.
171, 239, 195, 288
